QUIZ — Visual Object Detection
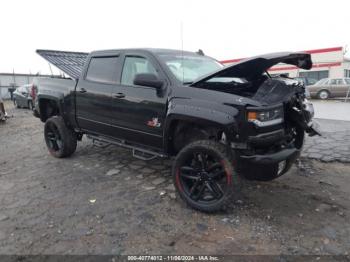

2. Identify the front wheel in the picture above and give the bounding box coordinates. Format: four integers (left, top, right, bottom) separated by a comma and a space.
172, 140, 238, 212
44, 116, 77, 158
318, 90, 330, 100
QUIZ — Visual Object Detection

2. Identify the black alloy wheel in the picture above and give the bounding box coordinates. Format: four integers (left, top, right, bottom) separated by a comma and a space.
173, 140, 237, 212
45, 121, 63, 153
44, 116, 77, 158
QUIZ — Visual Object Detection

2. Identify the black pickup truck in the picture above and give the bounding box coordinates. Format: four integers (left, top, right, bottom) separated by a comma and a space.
34, 48, 320, 212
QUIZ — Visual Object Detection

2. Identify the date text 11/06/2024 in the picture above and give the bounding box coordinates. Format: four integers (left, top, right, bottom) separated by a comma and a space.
127, 255, 219, 261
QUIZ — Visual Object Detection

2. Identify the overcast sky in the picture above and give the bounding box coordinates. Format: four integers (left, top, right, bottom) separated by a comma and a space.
1, 0, 349, 74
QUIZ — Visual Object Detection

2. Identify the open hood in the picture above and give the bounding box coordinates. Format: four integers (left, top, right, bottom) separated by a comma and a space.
191, 52, 312, 86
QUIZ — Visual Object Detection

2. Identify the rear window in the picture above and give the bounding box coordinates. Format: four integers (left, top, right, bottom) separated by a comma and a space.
85, 56, 119, 84
330, 79, 344, 85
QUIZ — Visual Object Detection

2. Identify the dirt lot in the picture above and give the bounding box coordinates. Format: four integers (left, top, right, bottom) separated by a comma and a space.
0, 101, 350, 255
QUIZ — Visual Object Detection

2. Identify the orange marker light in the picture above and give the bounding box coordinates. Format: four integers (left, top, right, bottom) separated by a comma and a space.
247, 111, 257, 120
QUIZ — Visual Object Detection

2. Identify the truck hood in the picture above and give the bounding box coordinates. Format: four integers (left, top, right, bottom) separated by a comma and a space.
191, 52, 312, 85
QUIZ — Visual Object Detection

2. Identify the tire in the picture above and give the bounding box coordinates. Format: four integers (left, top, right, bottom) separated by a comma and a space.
172, 140, 238, 212
44, 116, 77, 158
317, 90, 330, 100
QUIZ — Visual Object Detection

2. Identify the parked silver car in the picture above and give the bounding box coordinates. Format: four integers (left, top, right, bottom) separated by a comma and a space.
307, 78, 350, 99
13, 84, 34, 109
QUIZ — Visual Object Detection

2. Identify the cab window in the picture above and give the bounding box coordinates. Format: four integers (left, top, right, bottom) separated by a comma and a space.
85, 56, 119, 84
121, 56, 158, 86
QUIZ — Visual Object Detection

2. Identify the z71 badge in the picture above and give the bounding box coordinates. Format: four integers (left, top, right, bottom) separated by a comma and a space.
147, 117, 161, 128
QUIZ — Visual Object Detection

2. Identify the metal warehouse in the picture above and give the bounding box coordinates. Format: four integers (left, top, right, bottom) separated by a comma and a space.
221, 46, 350, 81
0, 73, 56, 99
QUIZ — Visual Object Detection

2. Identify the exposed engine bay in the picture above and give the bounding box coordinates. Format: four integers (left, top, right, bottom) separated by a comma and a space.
190, 51, 321, 139
193, 75, 303, 104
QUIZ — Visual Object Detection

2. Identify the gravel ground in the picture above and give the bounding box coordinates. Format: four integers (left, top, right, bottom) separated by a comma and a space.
0, 101, 350, 255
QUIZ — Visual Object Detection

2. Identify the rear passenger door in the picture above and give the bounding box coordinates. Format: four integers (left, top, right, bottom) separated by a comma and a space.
76, 54, 123, 137
330, 79, 346, 97
110, 52, 168, 149
338, 79, 350, 97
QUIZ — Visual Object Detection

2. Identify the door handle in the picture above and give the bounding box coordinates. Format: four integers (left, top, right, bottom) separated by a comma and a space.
113, 93, 125, 99
79, 88, 87, 93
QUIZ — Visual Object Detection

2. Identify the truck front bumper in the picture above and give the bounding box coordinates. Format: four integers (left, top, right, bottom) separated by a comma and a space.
239, 147, 300, 165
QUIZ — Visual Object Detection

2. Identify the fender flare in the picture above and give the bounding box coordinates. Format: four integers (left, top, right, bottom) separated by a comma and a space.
37, 94, 65, 122
163, 98, 239, 153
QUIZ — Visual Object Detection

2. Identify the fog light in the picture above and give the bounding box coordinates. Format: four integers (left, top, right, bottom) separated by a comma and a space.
278, 160, 286, 175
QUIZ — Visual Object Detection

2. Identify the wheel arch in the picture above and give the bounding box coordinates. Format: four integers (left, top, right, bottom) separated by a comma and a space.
38, 96, 63, 122
163, 113, 236, 155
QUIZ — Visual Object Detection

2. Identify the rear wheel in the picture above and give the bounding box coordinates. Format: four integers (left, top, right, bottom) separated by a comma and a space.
172, 140, 238, 212
317, 90, 330, 100
44, 116, 77, 158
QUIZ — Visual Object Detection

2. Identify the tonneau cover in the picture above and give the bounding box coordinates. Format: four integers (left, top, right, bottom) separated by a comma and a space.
36, 49, 89, 80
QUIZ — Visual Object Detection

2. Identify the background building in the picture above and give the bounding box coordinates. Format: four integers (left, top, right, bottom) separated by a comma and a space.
221, 46, 350, 82
0, 73, 58, 99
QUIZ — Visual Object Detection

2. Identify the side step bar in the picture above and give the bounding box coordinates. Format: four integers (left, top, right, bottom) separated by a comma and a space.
86, 134, 167, 160
132, 149, 157, 161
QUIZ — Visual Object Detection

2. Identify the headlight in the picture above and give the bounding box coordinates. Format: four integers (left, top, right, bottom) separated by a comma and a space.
247, 107, 284, 127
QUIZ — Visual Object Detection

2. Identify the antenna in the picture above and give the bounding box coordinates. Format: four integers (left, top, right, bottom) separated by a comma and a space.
181, 21, 184, 83
48, 62, 53, 76
12, 68, 17, 88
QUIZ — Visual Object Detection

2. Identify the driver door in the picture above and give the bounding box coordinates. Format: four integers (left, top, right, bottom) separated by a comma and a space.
110, 53, 168, 149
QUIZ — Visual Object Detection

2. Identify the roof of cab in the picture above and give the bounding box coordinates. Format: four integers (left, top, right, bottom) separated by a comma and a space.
89, 48, 198, 56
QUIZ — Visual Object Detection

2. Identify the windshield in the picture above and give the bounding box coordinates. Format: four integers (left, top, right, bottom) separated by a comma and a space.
158, 54, 223, 84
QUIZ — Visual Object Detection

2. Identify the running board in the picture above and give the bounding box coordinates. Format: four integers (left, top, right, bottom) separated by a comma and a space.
133, 149, 157, 161
86, 134, 167, 160
92, 139, 111, 148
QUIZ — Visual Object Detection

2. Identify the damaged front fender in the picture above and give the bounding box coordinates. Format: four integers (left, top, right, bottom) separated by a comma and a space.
287, 99, 321, 137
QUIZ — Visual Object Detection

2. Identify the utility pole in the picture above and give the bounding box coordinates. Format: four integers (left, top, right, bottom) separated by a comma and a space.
0, 79, 6, 121
12, 68, 16, 87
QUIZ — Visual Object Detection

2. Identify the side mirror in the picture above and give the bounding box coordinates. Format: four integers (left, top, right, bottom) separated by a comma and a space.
133, 73, 164, 89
